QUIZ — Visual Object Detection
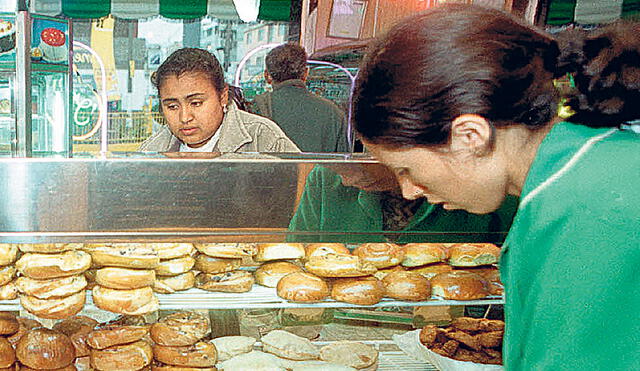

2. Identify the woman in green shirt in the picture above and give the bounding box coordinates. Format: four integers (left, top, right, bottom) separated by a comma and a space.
352, 4, 639, 370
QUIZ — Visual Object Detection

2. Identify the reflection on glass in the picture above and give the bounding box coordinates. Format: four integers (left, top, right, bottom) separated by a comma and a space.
32, 71, 69, 154
0, 74, 13, 153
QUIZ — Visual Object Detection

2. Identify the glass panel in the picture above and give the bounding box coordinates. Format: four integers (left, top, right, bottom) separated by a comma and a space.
0, 73, 14, 153
31, 70, 69, 154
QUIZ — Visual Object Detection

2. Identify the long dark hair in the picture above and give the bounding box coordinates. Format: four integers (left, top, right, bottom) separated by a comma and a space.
353, 4, 640, 147
152, 48, 226, 94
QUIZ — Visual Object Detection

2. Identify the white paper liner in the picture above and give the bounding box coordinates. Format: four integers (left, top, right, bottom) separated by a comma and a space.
392, 330, 503, 371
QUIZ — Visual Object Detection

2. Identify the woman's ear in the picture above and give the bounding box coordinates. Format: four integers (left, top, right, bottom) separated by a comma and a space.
449, 114, 493, 155
221, 86, 230, 106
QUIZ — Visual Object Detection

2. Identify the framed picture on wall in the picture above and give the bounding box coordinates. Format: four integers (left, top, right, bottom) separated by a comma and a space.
327, 0, 367, 39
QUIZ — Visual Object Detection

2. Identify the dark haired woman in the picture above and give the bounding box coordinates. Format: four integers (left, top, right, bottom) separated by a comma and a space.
352, 4, 639, 369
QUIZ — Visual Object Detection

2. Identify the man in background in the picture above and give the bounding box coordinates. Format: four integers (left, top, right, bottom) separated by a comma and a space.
253, 43, 349, 152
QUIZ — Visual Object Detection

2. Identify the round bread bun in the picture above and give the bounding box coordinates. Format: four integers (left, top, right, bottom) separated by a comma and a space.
0, 244, 18, 266
153, 341, 217, 367
18, 243, 83, 254
16, 275, 87, 299
430, 271, 489, 300
372, 265, 405, 281
153, 272, 195, 294
305, 243, 350, 260
194, 254, 241, 274
448, 243, 501, 267
353, 243, 404, 269
255, 243, 306, 262
0, 281, 17, 300
319, 341, 378, 369
407, 262, 453, 280
255, 261, 303, 288
95, 267, 156, 290
16, 328, 75, 369
454, 267, 503, 295
150, 311, 210, 347
305, 254, 377, 278
52, 316, 98, 358
150, 243, 195, 260
20, 290, 86, 319
400, 243, 447, 267
195, 271, 254, 293
86, 325, 150, 350
92, 286, 159, 315
276, 272, 328, 303
155, 256, 195, 277
89, 340, 152, 371
84, 244, 159, 269
0, 265, 16, 286
381, 271, 431, 301
0, 338, 15, 369
0, 312, 18, 336
7, 317, 41, 346
19, 364, 78, 371
16, 251, 91, 280
330, 276, 384, 305
193, 243, 256, 258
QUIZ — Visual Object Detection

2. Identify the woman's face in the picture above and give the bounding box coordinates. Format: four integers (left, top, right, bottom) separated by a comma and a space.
159, 72, 228, 148
364, 141, 508, 214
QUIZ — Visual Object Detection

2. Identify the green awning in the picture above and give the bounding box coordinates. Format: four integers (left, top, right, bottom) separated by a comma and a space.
547, 0, 640, 25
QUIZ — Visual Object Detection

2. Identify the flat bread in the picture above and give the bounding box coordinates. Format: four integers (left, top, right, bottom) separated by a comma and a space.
319, 341, 378, 369
261, 330, 319, 361
210, 335, 256, 362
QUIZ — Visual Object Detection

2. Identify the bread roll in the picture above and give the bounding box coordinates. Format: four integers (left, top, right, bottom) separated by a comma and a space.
89, 340, 152, 371
18, 243, 82, 254
261, 330, 319, 361
454, 266, 502, 295
0, 265, 15, 286
7, 317, 41, 346
276, 272, 328, 303
0, 281, 17, 301
150, 311, 210, 347
430, 271, 489, 300
95, 267, 156, 290
19, 364, 78, 371
53, 316, 98, 358
330, 277, 384, 305
0, 244, 18, 266
381, 271, 431, 301
16, 328, 75, 369
319, 341, 378, 369
20, 290, 86, 319
195, 271, 254, 293
255, 243, 305, 262
155, 256, 195, 277
448, 243, 501, 267
407, 262, 453, 279
16, 275, 87, 299
92, 286, 159, 315
255, 262, 303, 288
84, 244, 159, 269
305, 254, 377, 278
153, 342, 217, 367
194, 254, 241, 274
353, 243, 404, 269
0, 337, 14, 368
150, 243, 195, 260
86, 325, 150, 350
304, 243, 350, 260
0, 312, 18, 336
193, 243, 256, 258
400, 243, 447, 267
16, 251, 91, 279
372, 265, 405, 281
209, 336, 256, 362
153, 272, 195, 294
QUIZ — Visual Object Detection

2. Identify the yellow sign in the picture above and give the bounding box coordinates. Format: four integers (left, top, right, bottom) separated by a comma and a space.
90, 15, 120, 101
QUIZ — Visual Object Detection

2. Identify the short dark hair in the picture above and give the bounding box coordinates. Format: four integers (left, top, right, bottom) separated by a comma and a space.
152, 48, 226, 93
265, 43, 307, 83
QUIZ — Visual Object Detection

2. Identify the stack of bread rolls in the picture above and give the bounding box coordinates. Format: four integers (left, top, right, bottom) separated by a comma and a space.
84, 243, 160, 315
193, 243, 257, 293
52, 315, 99, 368
0, 244, 18, 301
150, 311, 217, 369
87, 314, 153, 370
0, 312, 18, 370
15, 243, 90, 319
152, 243, 197, 294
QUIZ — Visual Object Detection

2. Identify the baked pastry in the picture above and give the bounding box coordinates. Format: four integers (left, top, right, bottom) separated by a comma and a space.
53, 316, 98, 358
16, 328, 76, 369
18, 243, 82, 253
255, 243, 306, 262
86, 324, 149, 350
89, 340, 152, 371
155, 256, 195, 276
92, 286, 159, 315
430, 271, 489, 300
254, 261, 303, 288
305, 254, 377, 278
16, 251, 91, 279
455, 266, 503, 295
0, 265, 15, 286
372, 265, 405, 280
381, 271, 431, 301
153, 341, 217, 367
85, 244, 159, 269
407, 262, 453, 279
304, 243, 350, 260
153, 271, 195, 294
448, 243, 501, 267
319, 341, 378, 369
209, 335, 256, 362
400, 243, 447, 267
0, 281, 17, 300
276, 272, 328, 303
330, 277, 384, 305
0, 244, 18, 266
0, 337, 15, 368
194, 254, 242, 274
95, 267, 156, 290
20, 290, 86, 319
16, 275, 87, 299
353, 243, 404, 269
195, 271, 254, 293
150, 311, 210, 347
261, 330, 319, 360
0, 312, 18, 336
193, 243, 257, 258
150, 243, 195, 260
7, 317, 41, 346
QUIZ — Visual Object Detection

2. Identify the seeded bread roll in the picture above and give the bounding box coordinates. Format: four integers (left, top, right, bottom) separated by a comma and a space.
276, 272, 328, 303
448, 243, 501, 267
16, 275, 87, 299
20, 290, 86, 319
195, 271, 254, 293
254, 261, 303, 288
255, 243, 306, 262
381, 271, 431, 301
150, 311, 210, 347
400, 243, 447, 267
353, 243, 404, 269
16, 328, 76, 370
154, 256, 195, 277
86, 324, 150, 350
92, 286, 159, 316
153, 271, 195, 294
16, 251, 91, 279
430, 271, 489, 300
95, 267, 156, 290
0, 244, 18, 266
193, 243, 256, 258
150, 243, 195, 260
305, 254, 377, 278
18, 243, 83, 253
330, 277, 384, 305
84, 244, 159, 269
153, 341, 218, 367
89, 340, 152, 371
194, 254, 242, 274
